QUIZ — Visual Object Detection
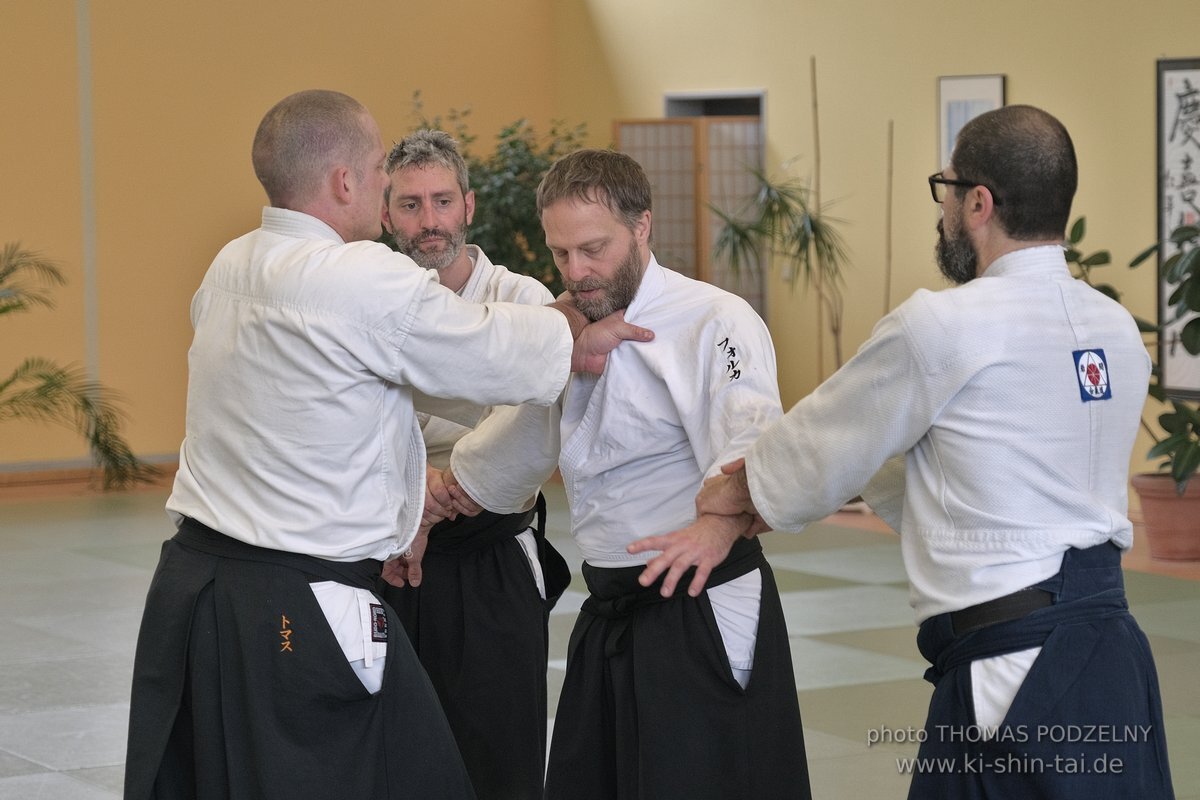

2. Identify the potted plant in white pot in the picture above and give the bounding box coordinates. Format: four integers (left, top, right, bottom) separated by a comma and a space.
1066, 218, 1200, 559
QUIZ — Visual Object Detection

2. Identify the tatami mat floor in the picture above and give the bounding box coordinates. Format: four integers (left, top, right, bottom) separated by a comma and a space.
1, 481, 1197, 798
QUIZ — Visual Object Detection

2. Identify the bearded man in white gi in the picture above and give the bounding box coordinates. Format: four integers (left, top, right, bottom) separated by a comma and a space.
378, 129, 570, 800
636, 105, 1174, 799
123, 91, 651, 800
445, 149, 811, 800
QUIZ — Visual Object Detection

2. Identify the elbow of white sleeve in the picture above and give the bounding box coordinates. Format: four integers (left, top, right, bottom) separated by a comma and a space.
745, 460, 806, 534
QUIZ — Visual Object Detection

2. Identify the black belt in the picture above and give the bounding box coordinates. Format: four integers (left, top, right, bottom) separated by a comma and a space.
425, 503, 537, 555
175, 516, 382, 590
949, 587, 1054, 636
581, 535, 765, 658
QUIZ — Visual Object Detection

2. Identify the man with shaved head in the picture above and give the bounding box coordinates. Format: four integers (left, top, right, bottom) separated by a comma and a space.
123, 90, 650, 800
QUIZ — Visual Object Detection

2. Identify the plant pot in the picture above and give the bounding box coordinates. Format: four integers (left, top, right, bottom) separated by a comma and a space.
1130, 473, 1200, 561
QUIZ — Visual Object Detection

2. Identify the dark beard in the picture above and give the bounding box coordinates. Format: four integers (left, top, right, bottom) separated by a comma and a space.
935, 218, 978, 285
393, 216, 468, 272
566, 240, 644, 321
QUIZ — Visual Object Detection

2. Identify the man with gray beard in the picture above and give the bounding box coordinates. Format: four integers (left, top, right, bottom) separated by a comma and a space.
124, 92, 653, 800
380, 130, 571, 800
639, 105, 1174, 800
442, 149, 811, 799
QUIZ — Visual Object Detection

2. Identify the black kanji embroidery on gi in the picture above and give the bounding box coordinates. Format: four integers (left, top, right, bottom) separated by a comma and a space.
717, 337, 742, 381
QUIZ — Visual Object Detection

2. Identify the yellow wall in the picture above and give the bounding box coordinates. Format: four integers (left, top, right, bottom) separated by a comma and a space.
1, 0, 557, 468
556, 0, 1196, 476
2, 0, 1194, 478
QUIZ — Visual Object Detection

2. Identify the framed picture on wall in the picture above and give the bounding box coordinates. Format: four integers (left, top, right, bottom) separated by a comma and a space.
1156, 57, 1200, 399
937, 74, 1006, 168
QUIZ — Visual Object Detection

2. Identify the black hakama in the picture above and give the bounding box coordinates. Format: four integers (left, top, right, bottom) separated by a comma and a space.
124, 518, 476, 800
383, 495, 570, 800
544, 536, 811, 800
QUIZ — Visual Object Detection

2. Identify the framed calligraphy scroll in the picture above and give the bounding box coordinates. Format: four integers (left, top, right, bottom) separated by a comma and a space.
1157, 58, 1200, 398
937, 74, 1006, 168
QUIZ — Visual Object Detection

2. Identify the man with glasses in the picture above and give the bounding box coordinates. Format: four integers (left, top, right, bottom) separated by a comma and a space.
632, 105, 1174, 799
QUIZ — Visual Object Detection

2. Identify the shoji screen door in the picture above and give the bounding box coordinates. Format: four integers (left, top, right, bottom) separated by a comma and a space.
615, 117, 764, 316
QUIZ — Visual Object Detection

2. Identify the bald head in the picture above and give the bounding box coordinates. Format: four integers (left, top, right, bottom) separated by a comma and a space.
950, 105, 1078, 240
251, 90, 377, 208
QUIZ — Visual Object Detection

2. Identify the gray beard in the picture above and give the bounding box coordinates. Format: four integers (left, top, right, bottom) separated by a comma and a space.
935, 219, 978, 285
394, 224, 467, 272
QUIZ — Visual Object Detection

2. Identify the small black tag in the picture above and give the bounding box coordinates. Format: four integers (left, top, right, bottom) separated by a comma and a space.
370, 603, 388, 643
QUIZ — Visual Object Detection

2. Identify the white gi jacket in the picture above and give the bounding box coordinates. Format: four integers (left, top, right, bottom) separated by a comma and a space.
167, 208, 572, 563
418, 245, 556, 470
453, 256, 781, 562
746, 245, 1151, 623
452, 257, 782, 668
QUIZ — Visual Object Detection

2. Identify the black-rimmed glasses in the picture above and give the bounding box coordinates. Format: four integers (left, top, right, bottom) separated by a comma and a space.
928, 172, 1004, 205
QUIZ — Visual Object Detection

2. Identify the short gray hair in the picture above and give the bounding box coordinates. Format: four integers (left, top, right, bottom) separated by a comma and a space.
385, 130, 469, 205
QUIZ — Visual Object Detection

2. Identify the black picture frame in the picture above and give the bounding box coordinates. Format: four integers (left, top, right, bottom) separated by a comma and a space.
1156, 58, 1200, 399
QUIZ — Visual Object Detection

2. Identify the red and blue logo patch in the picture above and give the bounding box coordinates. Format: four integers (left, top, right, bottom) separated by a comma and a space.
1073, 349, 1112, 402
369, 603, 388, 643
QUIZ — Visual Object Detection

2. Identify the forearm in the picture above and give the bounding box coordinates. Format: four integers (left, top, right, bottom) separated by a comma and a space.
547, 299, 589, 342
450, 403, 561, 513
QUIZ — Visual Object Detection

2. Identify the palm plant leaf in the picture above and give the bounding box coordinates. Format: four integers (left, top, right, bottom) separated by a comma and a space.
710, 204, 764, 276
728, 166, 849, 288
0, 243, 65, 317
0, 357, 159, 489
710, 163, 852, 372
2, 240, 158, 490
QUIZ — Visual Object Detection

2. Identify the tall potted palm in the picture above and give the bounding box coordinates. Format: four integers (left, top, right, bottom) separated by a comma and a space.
711, 166, 850, 371
0, 242, 157, 489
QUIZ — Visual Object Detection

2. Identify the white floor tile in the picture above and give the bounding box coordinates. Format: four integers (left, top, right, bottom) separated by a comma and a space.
770, 545, 909, 585
778, 585, 916, 635
0, 574, 151, 618
0, 549, 150, 587
11, 606, 145, 659
1128, 598, 1200, 643
788, 635, 928, 691
0, 771, 120, 799
1, 484, 1197, 798
548, 589, 588, 617
0, 704, 128, 771
0, 654, 134, 715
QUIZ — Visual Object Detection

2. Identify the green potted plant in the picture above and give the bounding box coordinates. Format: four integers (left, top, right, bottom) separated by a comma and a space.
1066, 218, 1200, 559
711, 165, 850, 373
0, 242, 157, 489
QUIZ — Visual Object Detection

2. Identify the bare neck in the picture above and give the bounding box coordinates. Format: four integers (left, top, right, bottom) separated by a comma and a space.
434, 246, 472, 293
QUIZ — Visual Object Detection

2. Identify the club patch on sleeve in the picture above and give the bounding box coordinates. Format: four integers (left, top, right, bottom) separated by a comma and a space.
1073, 349, 1112, 401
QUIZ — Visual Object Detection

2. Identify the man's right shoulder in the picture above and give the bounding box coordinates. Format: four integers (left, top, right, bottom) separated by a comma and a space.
207, 235, 437, 309
485, 264, 556, 305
